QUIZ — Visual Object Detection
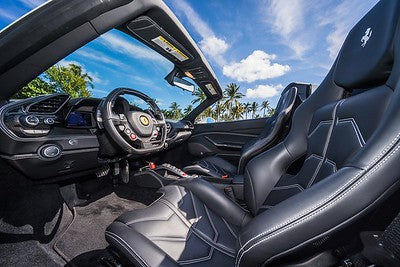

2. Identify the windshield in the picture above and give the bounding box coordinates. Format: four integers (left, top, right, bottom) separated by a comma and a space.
13, 29, 200, 120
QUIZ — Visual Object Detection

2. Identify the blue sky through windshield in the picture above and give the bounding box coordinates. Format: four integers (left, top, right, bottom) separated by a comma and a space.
0, 0, 380, 112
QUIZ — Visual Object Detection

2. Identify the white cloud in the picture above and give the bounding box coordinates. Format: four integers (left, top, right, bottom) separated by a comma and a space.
199, 36, 229, 65
0, 8, 19, 21
75, 48, 125, 68
264, 0, 311, 58
222, 50, 290, 83
246, 84, 283, 99
319, 0, 379, 59
100, 32, 166, 62
171, 0, 228, 65
19, 0, 46, 8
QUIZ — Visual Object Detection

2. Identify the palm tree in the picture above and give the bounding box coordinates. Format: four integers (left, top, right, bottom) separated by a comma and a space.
251, 102, 259, 119
224, 83, 244, 119
169, 102, 182, 120
231, 103, 244, 120
184, 105, 193, 115
243, 102, 252, 119
268, 107, 276, 117
213, 101, 225, 122
191, 87, 207, 105
260, 100, 271, 117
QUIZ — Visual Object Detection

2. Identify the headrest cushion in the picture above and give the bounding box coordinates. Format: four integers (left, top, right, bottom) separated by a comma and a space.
334, 0, 400, 90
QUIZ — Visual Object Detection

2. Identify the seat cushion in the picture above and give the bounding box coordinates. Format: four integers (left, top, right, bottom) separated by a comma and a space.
106, 178, 251, 266
183, 156, 238, 178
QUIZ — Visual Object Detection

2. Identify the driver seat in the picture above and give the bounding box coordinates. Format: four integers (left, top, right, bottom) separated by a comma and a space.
183, 85, 301, 178
106, 1, 400, 266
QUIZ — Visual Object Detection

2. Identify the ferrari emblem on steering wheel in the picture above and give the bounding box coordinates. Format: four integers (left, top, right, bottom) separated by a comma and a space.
139, 115, 149, 126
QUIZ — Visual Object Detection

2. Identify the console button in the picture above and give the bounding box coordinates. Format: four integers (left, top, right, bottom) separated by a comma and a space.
129, 133, 137, 141
22, 115, 40, 127
40, 145, 62, 158
43, 117, 55, 125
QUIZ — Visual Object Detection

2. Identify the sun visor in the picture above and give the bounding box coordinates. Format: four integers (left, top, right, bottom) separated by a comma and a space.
127, 16, 194, 64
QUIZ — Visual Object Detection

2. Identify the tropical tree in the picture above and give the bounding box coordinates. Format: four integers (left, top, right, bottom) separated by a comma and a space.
14, 63, 93, 99
224, 83, 244, 119
251, 102, 259, 119
191, 87, 207, 105
267, 107, 276, 117
213, 100, 225, 122
168, 102, 182, 120
231, 103, 244, 120
260, 100, 272, 117
14, 77, 54, 99
183, 104, 193, 115
243, 102, 252, 119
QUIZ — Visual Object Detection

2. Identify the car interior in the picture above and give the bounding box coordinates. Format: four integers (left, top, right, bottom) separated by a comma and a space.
1, 0, 400, 266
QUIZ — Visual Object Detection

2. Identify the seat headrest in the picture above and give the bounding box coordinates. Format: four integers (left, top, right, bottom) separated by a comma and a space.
334, 0, 400, 90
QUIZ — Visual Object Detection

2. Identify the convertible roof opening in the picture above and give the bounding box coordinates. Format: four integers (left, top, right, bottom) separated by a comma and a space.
0, 0, 222, 105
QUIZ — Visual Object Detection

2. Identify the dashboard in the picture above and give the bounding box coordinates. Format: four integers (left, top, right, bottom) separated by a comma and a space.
0, 94, 193, 180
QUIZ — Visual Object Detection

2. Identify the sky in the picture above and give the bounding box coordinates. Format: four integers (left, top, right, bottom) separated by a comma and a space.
0, 0, 380, 113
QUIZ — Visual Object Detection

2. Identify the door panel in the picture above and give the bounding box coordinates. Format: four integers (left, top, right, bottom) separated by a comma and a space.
187, 118, 266, 164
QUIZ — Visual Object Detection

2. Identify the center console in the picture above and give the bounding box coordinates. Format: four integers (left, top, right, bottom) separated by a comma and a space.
133, 163, 198, 188
133, 162, 245, 202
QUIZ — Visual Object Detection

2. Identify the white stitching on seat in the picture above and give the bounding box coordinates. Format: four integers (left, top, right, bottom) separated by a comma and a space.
337, 118, 366, 146
235, 137, 400, 266
105, 231, 149, 267
272, 184, 304, 191
307, 101, 343, 188
307, 120, 333, 138
235, 124, 400, 265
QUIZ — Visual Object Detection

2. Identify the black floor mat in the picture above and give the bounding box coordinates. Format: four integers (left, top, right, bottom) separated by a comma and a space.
0, 184, 69, 267
55, 186, 157, 263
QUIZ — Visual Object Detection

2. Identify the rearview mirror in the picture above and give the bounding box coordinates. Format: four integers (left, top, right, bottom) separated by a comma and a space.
172, 76, 195, 92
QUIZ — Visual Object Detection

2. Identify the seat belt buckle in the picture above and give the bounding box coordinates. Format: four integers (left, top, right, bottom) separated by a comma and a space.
224, 186, 236, 201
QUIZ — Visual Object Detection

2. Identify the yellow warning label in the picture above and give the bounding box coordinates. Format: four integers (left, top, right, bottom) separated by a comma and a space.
151, 36, 189, 62
205, 83, 217, 95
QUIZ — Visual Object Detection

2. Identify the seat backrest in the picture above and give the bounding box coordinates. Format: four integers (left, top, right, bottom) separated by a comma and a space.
237, 0, 400, 265
237, 85, 298, 173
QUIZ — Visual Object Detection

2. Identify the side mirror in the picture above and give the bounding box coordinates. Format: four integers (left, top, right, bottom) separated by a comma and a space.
172, 76, 195, 92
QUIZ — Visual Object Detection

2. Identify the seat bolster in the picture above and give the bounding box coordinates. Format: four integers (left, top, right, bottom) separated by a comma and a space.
237, 148, 400, 266
175, 178, 251, 227
106, 221, 179, 267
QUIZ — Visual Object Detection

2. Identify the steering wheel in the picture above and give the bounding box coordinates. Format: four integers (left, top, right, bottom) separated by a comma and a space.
100, 88, 167, 155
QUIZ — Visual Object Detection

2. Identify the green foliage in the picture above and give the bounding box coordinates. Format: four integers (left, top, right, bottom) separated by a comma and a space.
163, 102, 182, 120
13, 63, 93, 99
194, 83, 278, 123
13, 77, 54, 99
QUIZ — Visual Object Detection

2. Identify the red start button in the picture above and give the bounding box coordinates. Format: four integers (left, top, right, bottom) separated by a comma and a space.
129, 133, 137, 141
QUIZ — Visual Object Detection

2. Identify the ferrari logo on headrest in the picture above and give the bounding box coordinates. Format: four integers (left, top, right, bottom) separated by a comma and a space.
139, 115, 149, 126
361, 27, 372, 47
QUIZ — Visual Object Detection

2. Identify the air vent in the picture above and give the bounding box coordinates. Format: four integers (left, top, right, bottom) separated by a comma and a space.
27, 94, 69, 113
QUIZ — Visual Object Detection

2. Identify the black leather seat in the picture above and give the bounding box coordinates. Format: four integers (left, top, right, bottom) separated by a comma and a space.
183, 86, 299, 178
106, 1, 400, 266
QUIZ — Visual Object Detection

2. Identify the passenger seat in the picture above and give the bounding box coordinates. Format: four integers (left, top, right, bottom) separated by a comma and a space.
183, 84, 305, 178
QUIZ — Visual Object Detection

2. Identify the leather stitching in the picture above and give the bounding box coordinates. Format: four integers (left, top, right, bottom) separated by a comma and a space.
235, 135, 400, 266
337, 118, 366, 146
307, 100, 343, 188
105, 231, 149, 267
160, 191, 236, 257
